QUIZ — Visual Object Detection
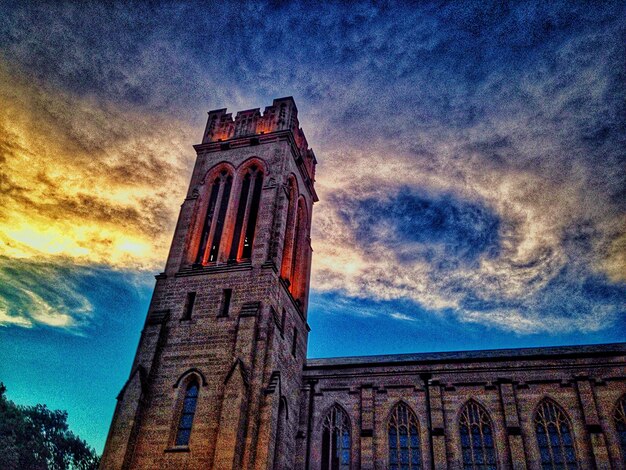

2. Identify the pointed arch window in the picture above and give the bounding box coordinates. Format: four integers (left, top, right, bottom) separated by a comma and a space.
230, 164, 263, 261
459, 401, 497, 469
534, 399, 578, 469
321, 405, 351, 470
280, 177, 297, 285
196, 170, 232, 264
388, 402, 421, 469
175, 380, 199, 446
273, 397, 288, 469
615, 396, 626, 464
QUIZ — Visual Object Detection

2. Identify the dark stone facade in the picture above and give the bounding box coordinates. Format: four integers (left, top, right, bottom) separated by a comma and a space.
100, 98, 626, 469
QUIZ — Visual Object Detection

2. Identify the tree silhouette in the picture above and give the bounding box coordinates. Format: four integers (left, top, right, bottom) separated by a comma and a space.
0, 383, 100, 470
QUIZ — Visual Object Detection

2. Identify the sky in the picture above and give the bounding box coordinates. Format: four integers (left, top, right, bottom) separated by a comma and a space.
0, 0, 625, 454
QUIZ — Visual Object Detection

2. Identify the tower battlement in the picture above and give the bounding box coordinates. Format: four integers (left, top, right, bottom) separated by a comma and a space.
201, 97, 316, 181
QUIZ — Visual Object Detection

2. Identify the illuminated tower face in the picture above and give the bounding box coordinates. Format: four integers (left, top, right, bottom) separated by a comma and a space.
101, 97, 317, 470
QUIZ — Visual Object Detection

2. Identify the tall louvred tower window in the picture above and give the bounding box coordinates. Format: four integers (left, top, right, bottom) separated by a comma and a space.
196, 170, 233, 264
280, 176, 298, 285
230, 163, 263, 261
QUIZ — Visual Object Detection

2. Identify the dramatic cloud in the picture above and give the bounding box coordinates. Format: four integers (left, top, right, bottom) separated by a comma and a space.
0, 62, 195, 267
0, 256, 151, 330
0, 1, 624, 334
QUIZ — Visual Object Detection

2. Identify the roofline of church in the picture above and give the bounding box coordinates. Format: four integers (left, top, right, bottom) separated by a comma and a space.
304, 342, 626, 369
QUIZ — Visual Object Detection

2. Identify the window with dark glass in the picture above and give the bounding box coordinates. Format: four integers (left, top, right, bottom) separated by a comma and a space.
230, 165, 263, 261
614, 396, 626, 464
175, 381, 199, 446
321, 405, 350, 470
534, 399, 578, 469
459, 401, 497, 470
181, 292, 196, 320
291, 328, 298, 357
219, 288, 232, 317
388, 402, 421, 470
196, 171, 232, 264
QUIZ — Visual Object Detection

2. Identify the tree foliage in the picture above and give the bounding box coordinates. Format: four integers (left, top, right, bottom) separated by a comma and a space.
0, 383, 100, 470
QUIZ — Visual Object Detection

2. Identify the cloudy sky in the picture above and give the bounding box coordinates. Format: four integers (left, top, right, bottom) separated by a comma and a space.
0, 0, 624, 452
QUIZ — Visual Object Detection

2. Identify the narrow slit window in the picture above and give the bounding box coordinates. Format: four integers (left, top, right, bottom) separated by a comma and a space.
220, 288, 232, 317
175, 381, 199, 446
291, 328, 298, 357
182, 292, 196, 320
208, 175, 232, 262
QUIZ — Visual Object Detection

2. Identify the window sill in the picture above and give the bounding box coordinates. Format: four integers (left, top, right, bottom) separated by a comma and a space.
164, 446, 190, 453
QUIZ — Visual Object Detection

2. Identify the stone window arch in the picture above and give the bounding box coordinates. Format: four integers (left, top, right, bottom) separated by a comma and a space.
196, 164, 234, 264
614, 395, 626, 464
388, 401, 422, 469
229, 159, 265, 261
459, 400, 497, 469
534, 398, 578, 469
321, 404, 351, 470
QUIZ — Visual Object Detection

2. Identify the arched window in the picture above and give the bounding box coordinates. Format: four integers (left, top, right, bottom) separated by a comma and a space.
289, 198, 307, 303
459, 401, 497, 469
273, 397, 288, 469
280, 176, 297, 284
196, 170, 232, 264
534, 399, 578, 469
615, 395, 626, 464
388, 402, 421, 469
175, 380, 199, 446
321, 405, 350, 470
230, 164, 263, 261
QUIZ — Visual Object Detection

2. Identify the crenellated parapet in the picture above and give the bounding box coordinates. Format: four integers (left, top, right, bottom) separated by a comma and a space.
201, 97, 316, 182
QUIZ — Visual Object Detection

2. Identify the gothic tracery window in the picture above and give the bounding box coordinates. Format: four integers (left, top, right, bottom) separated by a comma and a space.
615, 395, 626, 464
534, 399, 578, 469
230, 164, 263, 261
388, 402, 422, 469
321, 405, 351, 470
175, 380, 199, 446
459, 401, 497, 470
196, 170, 232, 264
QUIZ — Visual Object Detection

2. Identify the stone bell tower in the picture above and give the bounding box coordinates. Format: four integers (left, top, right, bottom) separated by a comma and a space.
100, 97, 317, 469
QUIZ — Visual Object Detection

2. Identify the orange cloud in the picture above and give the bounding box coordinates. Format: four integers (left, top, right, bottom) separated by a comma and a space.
0, 61, 196, 269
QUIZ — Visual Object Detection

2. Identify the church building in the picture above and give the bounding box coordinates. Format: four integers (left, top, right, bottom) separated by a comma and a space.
100, 98, 626, 469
